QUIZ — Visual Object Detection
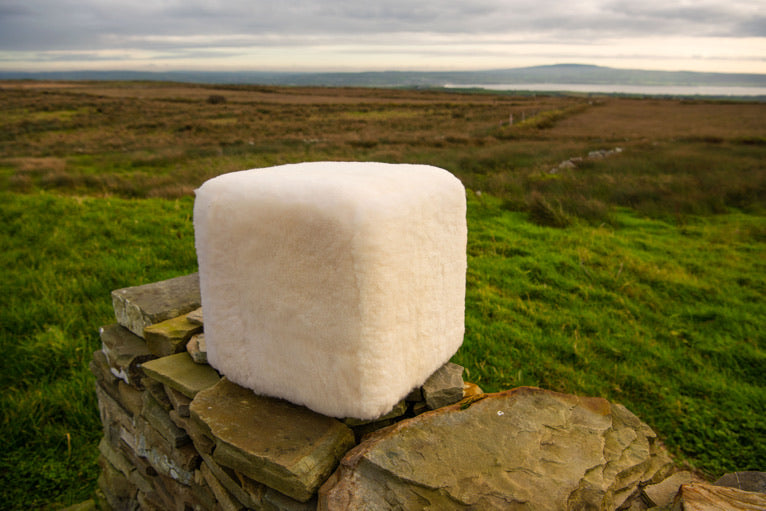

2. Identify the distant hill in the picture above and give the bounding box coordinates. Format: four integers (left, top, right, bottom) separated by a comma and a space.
2, 64, 765, 89
454, 64, 766, 87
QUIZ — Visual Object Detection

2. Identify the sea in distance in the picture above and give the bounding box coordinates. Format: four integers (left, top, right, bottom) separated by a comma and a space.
444, 83, 766, 98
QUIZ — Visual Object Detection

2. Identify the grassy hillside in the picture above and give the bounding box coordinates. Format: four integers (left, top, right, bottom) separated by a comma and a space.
0, 81, 764, 509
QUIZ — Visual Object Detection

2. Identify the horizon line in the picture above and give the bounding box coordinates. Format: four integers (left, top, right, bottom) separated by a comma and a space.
2, 63, 766, 77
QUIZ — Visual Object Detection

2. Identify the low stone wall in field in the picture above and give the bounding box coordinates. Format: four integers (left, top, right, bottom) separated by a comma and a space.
92, 273, 765, 511
93, 273, 469, 511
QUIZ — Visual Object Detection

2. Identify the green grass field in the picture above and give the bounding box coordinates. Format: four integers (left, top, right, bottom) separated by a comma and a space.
0, 81, 764, 509
0, 193, 198, 508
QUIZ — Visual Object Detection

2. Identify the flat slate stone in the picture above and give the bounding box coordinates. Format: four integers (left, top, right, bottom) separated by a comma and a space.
643, 471, 705, 507
164, 385, 192, 417
319, 386, 673, 510
90, 349, 119, 387
186, 307, 204, 326
94, 383, 135, 441
117, 381, 145, 418
263, 487, 317, 511
422, 361, 465, 409
144, 379, 173, 412
190, 378, 355, 503
99, 437, 155, 496
90, 350, 122, 407
141, 352, 220, 399
143, 314, 202, 357
714, 471, 766, 493
170, 410, 215, 456
187, 333, 208, 364
136, 490, 167, 511
132, 416, 198, 485
99, 324, 156, 388
141, 391, 190, 448
111, 273, 201, 337
190, 473, 219, 511
198, 450, 265, 510
200, 461, 245, 511
97, 456, 136, 509
98, 437, 134, 479
673, 482, 766, 510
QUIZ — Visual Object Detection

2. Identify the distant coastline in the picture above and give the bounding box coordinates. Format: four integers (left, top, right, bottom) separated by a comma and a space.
444, 83, 766, 98
2, 64, 765, 99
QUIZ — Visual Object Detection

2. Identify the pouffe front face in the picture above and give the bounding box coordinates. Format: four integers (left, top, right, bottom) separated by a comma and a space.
193, 162, 466, 419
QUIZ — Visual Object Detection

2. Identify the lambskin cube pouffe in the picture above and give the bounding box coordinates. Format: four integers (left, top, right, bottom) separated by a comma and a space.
193, 162, 466, 419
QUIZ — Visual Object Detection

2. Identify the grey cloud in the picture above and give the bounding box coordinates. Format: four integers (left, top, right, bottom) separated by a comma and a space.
734, 16, 766, 37
604, 0, 764, 36
0, 4, 33, 16
0, 0, 761, 53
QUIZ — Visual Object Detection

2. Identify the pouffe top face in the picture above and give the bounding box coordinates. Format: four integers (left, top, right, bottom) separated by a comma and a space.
193, 162, 467, 420
197, 161, 459, 212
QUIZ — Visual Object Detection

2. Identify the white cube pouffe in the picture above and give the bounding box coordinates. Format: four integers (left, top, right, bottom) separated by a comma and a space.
193, 162, 466, 419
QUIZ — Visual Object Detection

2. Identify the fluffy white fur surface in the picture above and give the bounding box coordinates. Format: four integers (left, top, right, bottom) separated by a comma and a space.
193, 162, 466, 419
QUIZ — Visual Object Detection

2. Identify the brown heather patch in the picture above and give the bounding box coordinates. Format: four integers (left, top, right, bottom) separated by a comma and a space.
1, 81, 763, 223
5, 156, 67, 174
549, 98, 766, 141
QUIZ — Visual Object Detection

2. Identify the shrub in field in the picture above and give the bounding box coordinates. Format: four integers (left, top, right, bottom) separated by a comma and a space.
514, 103, 590, 130
564, 196, 611, 224
206, 94, 226, 104
526, 191, 572, 227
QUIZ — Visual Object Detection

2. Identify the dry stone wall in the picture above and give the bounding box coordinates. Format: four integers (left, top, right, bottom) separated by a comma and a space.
92, 273, 764, 510
93, 274, 469, 511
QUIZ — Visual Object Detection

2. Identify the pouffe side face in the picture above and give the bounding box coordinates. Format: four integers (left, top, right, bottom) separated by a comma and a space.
193, 162, 467, 419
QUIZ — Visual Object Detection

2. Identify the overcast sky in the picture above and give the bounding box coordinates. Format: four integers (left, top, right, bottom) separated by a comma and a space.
1, 0, 764, 73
